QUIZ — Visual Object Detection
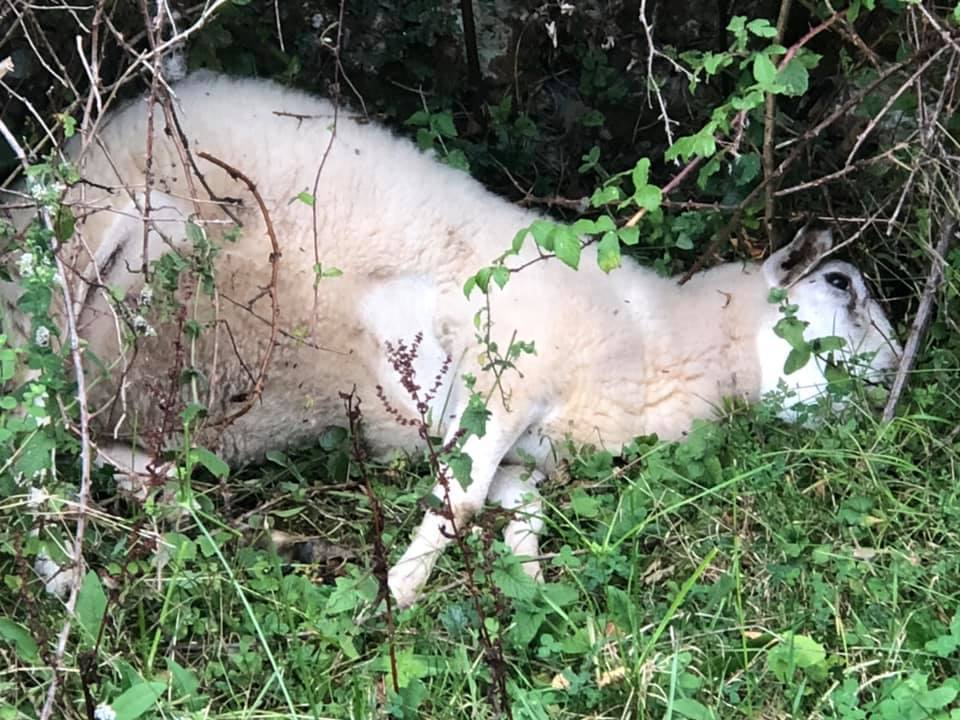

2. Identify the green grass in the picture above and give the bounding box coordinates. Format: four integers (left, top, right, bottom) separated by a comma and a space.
2, 371, 960, 719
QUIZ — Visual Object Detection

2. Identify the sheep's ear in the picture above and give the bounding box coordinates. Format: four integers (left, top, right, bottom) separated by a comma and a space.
762, 226, 834, 287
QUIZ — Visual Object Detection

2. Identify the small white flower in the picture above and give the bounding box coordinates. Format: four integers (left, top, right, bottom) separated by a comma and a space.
312, 12, 325, 29
35, 325, 50, 348
139, 284, 154, 307
17, 252, 35, 278
602, 35, 616, 50
560, 2, 576, 15
133, 315, 156, 337
545, 20, 558, 48
94, 704, 117, 720
27, 486, 49, 509
32, 394, 51, 428
27, 179, 44, 201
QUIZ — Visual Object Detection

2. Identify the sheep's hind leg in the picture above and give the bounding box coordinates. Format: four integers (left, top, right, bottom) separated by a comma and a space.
387, 413, 532, 608
488, 465, 545, 580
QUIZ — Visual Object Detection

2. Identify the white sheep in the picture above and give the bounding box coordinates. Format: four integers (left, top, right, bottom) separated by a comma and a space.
2, 74, 901, 607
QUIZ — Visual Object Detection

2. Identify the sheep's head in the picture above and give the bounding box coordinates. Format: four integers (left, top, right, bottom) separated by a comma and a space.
757, 227, 902, 415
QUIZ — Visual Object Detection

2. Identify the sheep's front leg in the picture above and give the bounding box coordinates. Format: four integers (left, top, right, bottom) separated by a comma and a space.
388, 415, 525, 608
488, 466, 545, 580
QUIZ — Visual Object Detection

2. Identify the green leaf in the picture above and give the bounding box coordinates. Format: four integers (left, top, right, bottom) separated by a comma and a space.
0, 619, 38, 662
746, 18, 778, 37
692, 125, 717, 157
75, 570, 106, 647
433, 112, 457, 138
673, 698, 717, 720
110, 681, 166, 720
295, 191, 315, 207
784, 348, 811, 375
189, 447, 229, 479
554, 230, 582, 270
727, 16, 747, 50
597, 231, 621, 273
492, 559, 538, 601
730, 90, 765, 111
511, 228, 528, 255
325, 577, 364, 614
590, 185, 621, 207
447, 451, 473, 489
319, 425, 348, 451
618, 226, 640, 246
767, 633, 827, 681
631, 158, 650, 190
593, 215, 616, 233
665, 136, 694, 162
703, 51, 732, 75
405, 110, 430, 127
459, 395, 489, 438
54, 205, 75, 243
571, 218, 597, 235
753, 53, 778, 86
774, 316, 808, 350
394, 649, 431, 688
185, 220, 205, 247
541, 582, 579, 607
166, 657, 199, 698
530, 220, 557, 251
813, 336, 846, 353
491, 266, 510, 290
633, 185, 662, 212
570, 488, 600, 517
777, 57, 809, 96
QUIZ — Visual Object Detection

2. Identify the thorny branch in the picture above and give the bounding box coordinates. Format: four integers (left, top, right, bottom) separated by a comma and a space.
882, 215, 956, 422
196, 151, 282, 429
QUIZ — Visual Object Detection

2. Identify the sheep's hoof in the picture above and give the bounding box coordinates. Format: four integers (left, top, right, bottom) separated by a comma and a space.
387, 562, 427, 609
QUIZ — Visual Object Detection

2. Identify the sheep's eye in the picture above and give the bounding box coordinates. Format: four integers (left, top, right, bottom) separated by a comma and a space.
825, 272, 850, 291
